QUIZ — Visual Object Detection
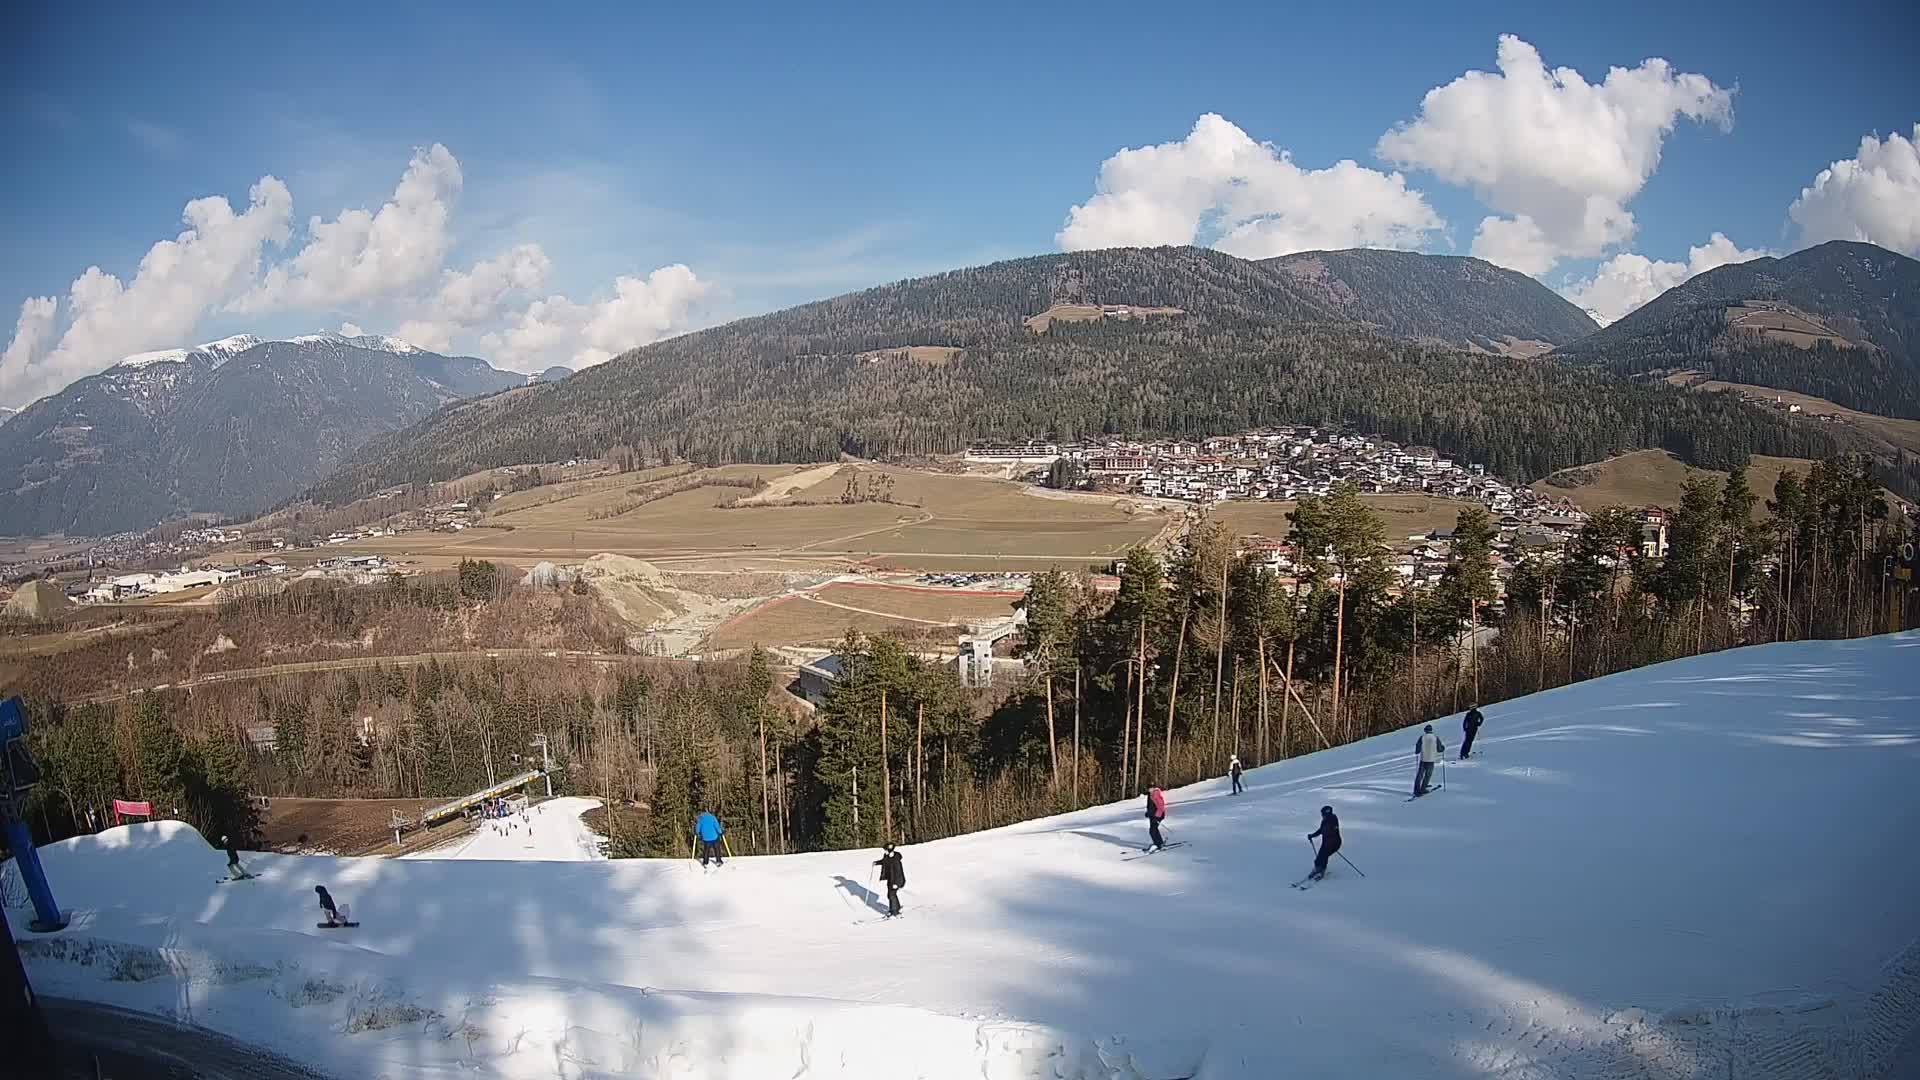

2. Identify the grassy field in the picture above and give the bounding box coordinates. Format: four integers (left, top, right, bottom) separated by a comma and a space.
1532, 450, 1815, 516
808, 583, 1021, 623
328, 465, 1167, 569
1212, 494, 1481, 547
1679, 378, 1920, 456
703, 595, 960, 652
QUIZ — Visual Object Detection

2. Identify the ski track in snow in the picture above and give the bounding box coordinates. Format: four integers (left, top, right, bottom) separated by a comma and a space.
8, 633, 1920, 1079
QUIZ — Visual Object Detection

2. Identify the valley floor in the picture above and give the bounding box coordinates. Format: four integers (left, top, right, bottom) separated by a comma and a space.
9, 633, 1920, 1078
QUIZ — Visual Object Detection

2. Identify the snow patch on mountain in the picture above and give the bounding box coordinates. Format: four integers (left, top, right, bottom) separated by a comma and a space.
111, 334, 262, 371
286, 331, 422, 355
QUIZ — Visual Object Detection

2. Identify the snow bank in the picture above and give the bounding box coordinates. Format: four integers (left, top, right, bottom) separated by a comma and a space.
11, 633, 1920, 1079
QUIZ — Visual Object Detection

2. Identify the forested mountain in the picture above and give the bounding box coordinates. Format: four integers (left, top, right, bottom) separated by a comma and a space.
311, 246, 1849, 505
1557, 241, 1920, 417
1261, 248, 1597, 354
0, 333, 523, 534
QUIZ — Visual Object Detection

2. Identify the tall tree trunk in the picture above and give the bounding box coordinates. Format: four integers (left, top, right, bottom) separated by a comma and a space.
1044, 672, 1057, 788
1470, 598, 1480, 703
1229, 657, 1241, 759
1329, 575, 1347, 734
1279, 638, 1295, 761
1072, 666, 1082, 809
1256, 635, 1268, 766
759, 705, 770, 846
915, 703, 924, 815
880, 689, 891, 843
1410, 598, 1420, 719
1164, 607, 1190, 782
1119, 663, 1131, 798
1134, 620, 1148, 791
1212, 551, 1228, 766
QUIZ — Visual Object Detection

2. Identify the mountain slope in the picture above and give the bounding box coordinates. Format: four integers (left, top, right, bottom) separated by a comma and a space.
16, 633, 1920, 1079
313, 246, 1838, 503
1558, 241, 1920, 417
1262, 248, 1598, 354
0, 334, 522, 534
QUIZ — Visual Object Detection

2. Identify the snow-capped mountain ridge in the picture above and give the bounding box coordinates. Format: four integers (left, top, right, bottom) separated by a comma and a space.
286, 331, 424, 355
110, 334, 264, 371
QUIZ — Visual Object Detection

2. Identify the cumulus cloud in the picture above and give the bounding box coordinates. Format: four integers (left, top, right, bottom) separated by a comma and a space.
395, 243, 551, 352
1787, 125, 1920, 256
485, 264, 709, 369
236, 143, 462, 313
1058, 113, 1442, 257
0, 177, 293, 405
338, 322, 366, 337
1378, 35, 1734, 275
1560, 232, 1773, 325
2, 143, 707, 402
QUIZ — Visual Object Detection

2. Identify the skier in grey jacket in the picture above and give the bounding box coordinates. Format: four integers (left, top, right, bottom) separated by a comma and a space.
1413, 724, 1444, 797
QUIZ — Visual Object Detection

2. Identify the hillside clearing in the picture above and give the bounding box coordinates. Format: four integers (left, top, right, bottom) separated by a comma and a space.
1532, 450, 1816, 515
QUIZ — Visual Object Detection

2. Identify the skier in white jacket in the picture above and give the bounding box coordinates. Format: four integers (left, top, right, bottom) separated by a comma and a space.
1413, 724, 1445, 797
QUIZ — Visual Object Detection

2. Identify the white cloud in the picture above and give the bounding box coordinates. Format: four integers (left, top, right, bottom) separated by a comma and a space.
1787, 124, 1920, 256
1560, 232, 1773, 325
1378, 35, 1733, 275
485, 264, 709, 369
338, 321, 366, 336
0, 177, 293, 405
236, 143, 462, 313
396, 244, 551, 352
1058, 113, 1442, 257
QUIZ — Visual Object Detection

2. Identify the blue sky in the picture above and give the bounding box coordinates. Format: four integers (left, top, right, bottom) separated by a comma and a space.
3, 1, 1916, 405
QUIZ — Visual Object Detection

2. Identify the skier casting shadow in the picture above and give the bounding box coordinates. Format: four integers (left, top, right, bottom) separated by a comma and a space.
832, 874, 890, 916
1305, 805, 1340, 882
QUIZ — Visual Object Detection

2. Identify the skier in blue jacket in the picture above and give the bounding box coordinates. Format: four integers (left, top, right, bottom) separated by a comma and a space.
694, 810, 725, 867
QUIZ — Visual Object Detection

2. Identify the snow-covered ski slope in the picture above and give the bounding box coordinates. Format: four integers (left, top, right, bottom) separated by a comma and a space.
400, 795, 607, 861
10, 633, 1920, 1079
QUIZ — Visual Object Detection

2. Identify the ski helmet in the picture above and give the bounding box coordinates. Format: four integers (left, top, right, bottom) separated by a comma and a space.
1320, 805, 1332, 815
1423, 724, 1433, 732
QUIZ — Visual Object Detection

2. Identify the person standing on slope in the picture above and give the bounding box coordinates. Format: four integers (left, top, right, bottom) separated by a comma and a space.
1460, 706, 1484, 760
1413, 724, 1445, 797
1143, 786, 1168, 851
221, 834, 249, 880
694, 810, 725, 867
873, 842, 906, 917
1306, 805, 1340, 881
1228, 754, 1244, 796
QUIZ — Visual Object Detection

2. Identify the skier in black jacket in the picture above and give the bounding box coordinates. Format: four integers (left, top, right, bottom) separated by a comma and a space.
1306, 805, 1340, 881
873, 843, 906, 917
221, 834, 248, 880
1461, 706, 1484, 760
315, 885, 339, 924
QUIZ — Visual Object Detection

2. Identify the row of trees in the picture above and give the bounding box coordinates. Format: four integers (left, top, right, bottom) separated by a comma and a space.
18, 454, 1913, 858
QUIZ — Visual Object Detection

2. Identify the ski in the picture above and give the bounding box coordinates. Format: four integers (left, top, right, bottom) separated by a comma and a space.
1122, 842, 1187, 861
316, 922, 360, 929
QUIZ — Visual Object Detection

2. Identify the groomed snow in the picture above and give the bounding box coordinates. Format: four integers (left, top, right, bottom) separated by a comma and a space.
400, 795, 607, 862
10, 633, 1920, 1079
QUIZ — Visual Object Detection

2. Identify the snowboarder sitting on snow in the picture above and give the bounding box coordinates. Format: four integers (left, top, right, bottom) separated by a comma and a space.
1229, 754, 1244, 796
1306, 805, 1340, 881
1143, 785, 1168, 850
1461, 706, 1484, 760
221, 834, 248, 880
873, 842, 906, 917
694, 810, 725, 867
1413, 724, 1445, 797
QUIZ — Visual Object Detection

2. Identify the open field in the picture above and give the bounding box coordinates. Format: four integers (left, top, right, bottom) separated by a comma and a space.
326, 465, 1168, 570
1532, 450, 1816, 515
808, 582, 1021, 623
258, 796, 446, 854
1212, 494, 1480, 547
1670, 375, 1920, 456
703, 594, 965, 652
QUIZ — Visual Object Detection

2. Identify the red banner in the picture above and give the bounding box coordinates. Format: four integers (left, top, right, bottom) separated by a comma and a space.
112, 799, 154, 824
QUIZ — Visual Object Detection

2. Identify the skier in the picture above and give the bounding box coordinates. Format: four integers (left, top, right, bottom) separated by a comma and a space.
1461, 706, 1484, 760
694, 810, 725, 867
221, 834, 249, 880
873, 842, 906, 917
1306, 805, 1340, 881
1413, 723, 1445, 797
1228, 754, 1244, 795
1143, 785, 1168, 850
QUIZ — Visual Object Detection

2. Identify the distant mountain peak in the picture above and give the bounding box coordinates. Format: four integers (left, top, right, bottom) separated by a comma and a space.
111, 334, 263, 371
286, 331, 424, 355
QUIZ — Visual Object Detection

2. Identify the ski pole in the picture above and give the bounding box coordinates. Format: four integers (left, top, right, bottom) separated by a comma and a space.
1338, 852, 1366, 878
723, 836, 733, 858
